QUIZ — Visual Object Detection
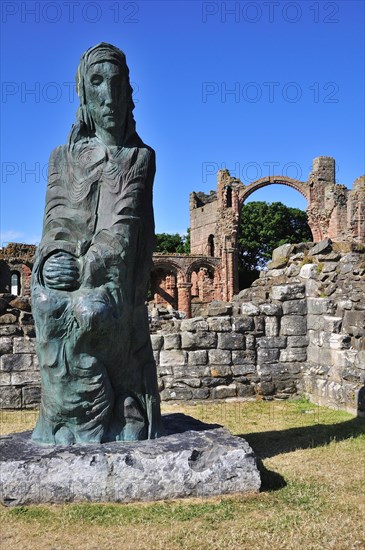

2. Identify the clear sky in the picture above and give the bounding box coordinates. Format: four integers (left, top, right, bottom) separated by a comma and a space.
1, 0, 364, 246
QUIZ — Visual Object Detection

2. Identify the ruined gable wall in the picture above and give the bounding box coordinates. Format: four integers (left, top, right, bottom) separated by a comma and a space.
190, 196, 218, 255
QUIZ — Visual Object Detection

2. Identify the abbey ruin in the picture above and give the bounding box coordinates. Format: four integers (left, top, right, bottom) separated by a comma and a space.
0, 156, 364, 415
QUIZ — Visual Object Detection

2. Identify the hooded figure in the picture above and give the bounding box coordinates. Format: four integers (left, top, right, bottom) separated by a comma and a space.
31, 43, 162, 444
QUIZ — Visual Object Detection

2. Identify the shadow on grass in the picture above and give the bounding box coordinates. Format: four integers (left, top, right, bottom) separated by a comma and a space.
257, 458, 287, 492
240, 417, 365, 460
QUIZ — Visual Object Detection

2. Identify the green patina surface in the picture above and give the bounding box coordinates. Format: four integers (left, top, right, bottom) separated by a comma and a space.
31, 43, 162, 445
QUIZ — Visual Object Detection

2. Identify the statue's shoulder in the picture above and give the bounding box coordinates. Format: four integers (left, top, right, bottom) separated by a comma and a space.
135, 144, 155, 167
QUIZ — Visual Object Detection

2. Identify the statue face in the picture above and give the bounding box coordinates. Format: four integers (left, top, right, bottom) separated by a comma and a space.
85, 61, 127, 137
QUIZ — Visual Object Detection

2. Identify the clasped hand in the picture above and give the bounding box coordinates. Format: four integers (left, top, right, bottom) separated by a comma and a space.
43, 251, 80, 290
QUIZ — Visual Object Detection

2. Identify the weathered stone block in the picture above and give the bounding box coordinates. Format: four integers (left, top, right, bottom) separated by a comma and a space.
280, 316, 306, 336
190, 388, 210, 399
0, 387, 22, 408
245, 335, 256, 350
287, 335, 309, 348
306, 315, 321, 331
182, 331, 217, 349
280, 348, 307, 362
320, 333, 351, 350
0, 337, 13, 356
22, 386, 41, 406
258, 382, 275, 395
212, 384, 237, 399
240, 303, 259, 316
175, 378, 202, 388
267, 257, 288, 270
0, 372, 11, 385
257, 336, 287, 349
0, 314, 18, 325
157, 364, 173, 376
236, 383, 256, 397
11, 370, 41, 386
343, 311, 365, 337
201, 377, 229, 388
159, 350, 187, 367
271, 284, 305, 301
282, 300, 307, 315
210, 364, 232, 377
150, 334, 163, 351
272, 243, 293, 261
265, 317, 280, 337
173, 365, 209, 379
231, 363, 256, 376
0, 415, 261, 505
311, 238, 332, 255
231, 316, 254, 333
307, 298, 335, 315
217, 333, 245, 350
13, 337, 36, 354
322, 262, 338, 273
207, 301, 232, 316
0, 354, 34, 372
232, 350, 256, 365
160, 388, 193, 400
257, 348, 280, 363
341, 368, 361, 382
207, 316, 231, 332
188, 350, 208, 365
208, 349, 231, 365
0, 326, 22, 337
299, 263, 317, 279
163, 333, 181, 350
180, 317, 208, 332
254, 317, 265, 334
322, 316, 342, 333
259, 303, 282, 316
274, 380, 297, 394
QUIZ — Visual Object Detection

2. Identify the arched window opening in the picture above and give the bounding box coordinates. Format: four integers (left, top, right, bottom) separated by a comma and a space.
224, 185, 232, 207
190, 266, 215, 303
208, 234, 215, 257
150, 267, 178, 310
11, 272, 21, 296
0, 262, 11, 293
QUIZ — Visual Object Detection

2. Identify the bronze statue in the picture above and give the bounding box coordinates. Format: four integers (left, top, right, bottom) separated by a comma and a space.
31, 43, 162, 444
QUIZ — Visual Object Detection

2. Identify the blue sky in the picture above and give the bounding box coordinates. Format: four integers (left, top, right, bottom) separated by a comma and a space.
1, 0, 364, 245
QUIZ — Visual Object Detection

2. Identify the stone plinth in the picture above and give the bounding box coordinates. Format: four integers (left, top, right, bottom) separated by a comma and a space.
0, 414, 260, 506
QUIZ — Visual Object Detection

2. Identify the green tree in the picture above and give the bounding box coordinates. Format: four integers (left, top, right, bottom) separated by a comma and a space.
238, 201, 312, 287
155, 230, 190, 254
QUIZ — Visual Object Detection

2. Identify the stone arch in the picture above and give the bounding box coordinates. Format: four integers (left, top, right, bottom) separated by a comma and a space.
186, 258, 218, 280
150, 261, 182, 310
238, 176, 314, 240
187, 259, 219, 305
239, 176, 309, 205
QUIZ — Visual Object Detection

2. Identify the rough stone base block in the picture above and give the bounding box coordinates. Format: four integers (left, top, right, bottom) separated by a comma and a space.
0, 414, 260, 506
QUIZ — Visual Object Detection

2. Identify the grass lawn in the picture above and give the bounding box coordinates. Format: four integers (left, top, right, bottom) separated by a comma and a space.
0, 399, 364, 550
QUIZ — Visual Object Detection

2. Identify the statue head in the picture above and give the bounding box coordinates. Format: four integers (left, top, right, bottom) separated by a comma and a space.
69, 43, 139, 147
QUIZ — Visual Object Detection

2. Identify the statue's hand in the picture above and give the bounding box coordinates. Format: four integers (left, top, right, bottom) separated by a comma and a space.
43, 252, 80, 290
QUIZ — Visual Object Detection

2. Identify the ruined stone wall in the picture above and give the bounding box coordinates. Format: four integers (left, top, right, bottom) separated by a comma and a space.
0, 297, 39, 409
189, 194, 218, 255
1, 241, 363, 415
